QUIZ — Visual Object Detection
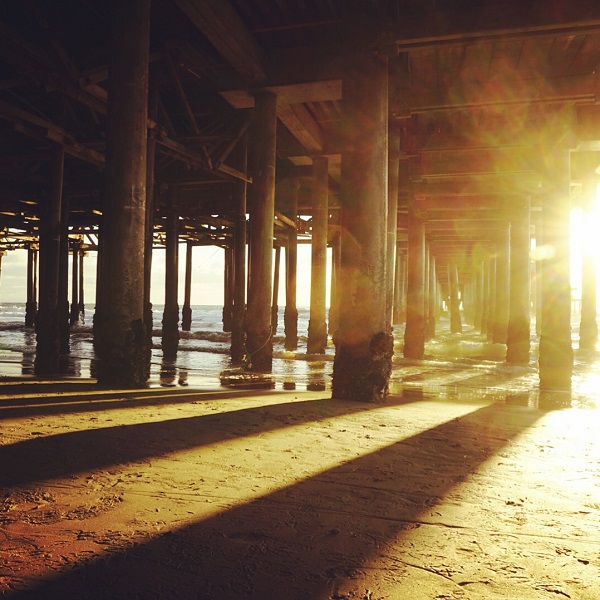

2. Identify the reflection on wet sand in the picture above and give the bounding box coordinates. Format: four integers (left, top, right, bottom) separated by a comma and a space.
2, 317, 600, 409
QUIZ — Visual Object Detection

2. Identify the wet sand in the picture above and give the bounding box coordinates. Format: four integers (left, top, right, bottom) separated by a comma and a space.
2, 327, 600, 599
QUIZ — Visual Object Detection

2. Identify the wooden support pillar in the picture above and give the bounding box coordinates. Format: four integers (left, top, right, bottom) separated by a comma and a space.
78, 248, 85, 322
70, 240, 79, 326
506, 199, 532, 364
181, 241, 193, 331
246, 91, 277, 372
95, 0, 150, 387
307, 155, 329, 354
386, 127, 400, 327
272, 245, 281, 334
162, 207, 180, 359
424, 243, 431, 339
480, 258, 490, 334
143, 83, 158, 372
284, 186, 298, 350
25, 245, 38, 327
0, 250, 4, 298
473, 260, 483, 332
493, 222, 510, 344
449, 262, 462, 334
404, 199, 426, 357
579, 161, 598, 350
332, 47, 392, 402
393, 247, 406, 325
328, 233, 340, 338
58, 193, 70, 356
486, 254, 496, 340
428, 253, 437, 338
538, 153, 573, 391
35, 143, 64, 375
223, 246, 234, 332
231, 135, 248, 363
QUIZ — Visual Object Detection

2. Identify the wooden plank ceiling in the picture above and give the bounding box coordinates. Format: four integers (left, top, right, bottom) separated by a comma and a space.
0, 0, 600, 284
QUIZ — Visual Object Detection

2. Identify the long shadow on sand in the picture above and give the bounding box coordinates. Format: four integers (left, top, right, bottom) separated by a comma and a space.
10, 402, 543, 599
0, 393, 421, 489
0, 385, 285, 420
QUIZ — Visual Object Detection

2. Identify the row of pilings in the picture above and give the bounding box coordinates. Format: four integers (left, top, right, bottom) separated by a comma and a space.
11, 1, 591, 400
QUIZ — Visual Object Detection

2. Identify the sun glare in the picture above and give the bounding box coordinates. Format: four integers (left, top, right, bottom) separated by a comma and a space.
570, 184, 600, 305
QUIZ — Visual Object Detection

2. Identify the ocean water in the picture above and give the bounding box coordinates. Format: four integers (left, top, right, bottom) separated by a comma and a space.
0, 303, 334, 391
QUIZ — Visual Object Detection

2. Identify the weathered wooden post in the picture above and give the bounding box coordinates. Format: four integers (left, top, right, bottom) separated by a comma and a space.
69, 240, 79, 326
95, 0, 150, 386
393, 246, 406, 325
428, 253, 437, 338
231, 136, 248, 363
332, 43, 393, 402
283, 180, 299, 350
25, 245, 37, 327
328, 233, 340, 339
538, 151, 573, 391
78, 248, 85, 322
223, 246, 234, 332
181, 241, 193, 332
486, 253, 496, 340
404, 196, 426, 358
272, 245, 281, 334
386, 128, 400, 327
246, 91, 277, 372
449, 262, 463, 334
143, 82, 158, 374
307, 156, 329, 354
35, 142, 64, 375
162, 207, 180, 359
579, 156, 598, 350
493, 222, 510, 344
506, 198, 531, 364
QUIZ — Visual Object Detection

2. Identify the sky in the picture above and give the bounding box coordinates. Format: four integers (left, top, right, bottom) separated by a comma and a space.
0, 243, 329, 308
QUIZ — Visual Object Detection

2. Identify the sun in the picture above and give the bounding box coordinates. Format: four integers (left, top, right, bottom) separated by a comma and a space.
570, 184, 600, 308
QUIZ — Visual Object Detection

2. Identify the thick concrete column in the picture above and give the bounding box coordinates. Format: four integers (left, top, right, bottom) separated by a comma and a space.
332, 48, 392, 402
283, 180, 299, 350
162, 208, 180, 359
246, 91, 277, 372
386, 127, 400, 327
493, 222, 510, 344
506, 200, 531, 363
307, 156, 329, 354
35, 143, 64, 375
181, 241, 193, 331
25, 245, 38, 327
95, 0, 150, 386
539, 153, 573, 391
231, 136, 248, 363
272, 245, 282, 334
579, 163, 598, 350
473, 260, 484, 332
404, 200, 426, 358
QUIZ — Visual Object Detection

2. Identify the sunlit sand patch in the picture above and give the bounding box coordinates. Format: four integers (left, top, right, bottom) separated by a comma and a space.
337, 409, 600, 599
1, 397, 490, 592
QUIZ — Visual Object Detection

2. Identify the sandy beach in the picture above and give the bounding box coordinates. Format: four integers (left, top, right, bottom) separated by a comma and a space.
2, 342, 600, 599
